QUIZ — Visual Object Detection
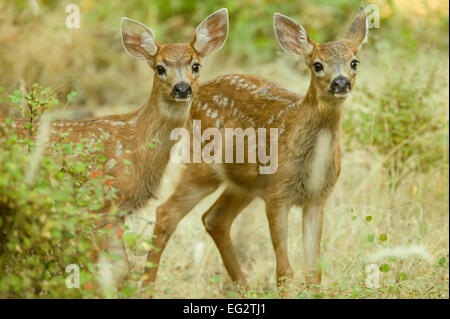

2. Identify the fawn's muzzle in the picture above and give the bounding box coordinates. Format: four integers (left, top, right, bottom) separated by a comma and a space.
172, 82, 192, 100
330, 76, 351, 95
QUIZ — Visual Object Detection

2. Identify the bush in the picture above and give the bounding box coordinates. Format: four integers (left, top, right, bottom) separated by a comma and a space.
0, 85, 119, 298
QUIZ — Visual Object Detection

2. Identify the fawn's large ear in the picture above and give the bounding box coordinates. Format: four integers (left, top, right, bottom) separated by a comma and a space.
344, 7, 368, 51
192, 8, 228, 58
274, 13, 314, 59
121, 17, 159, 60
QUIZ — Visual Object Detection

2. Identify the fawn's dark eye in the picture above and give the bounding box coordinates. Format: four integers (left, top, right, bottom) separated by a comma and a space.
192, 63, 200, 73
350, 59, 360, 70
156, 65, 166, 75
313, 62, 323, 73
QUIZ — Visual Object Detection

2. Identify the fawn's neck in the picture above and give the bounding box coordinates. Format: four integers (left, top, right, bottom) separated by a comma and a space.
288, 82, 345, 152
121, 85, 190, 211
136, 90, 188, 140
300, 83, 344, 132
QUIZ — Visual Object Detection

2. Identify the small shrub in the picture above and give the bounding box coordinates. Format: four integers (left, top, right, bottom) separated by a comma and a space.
344, 67, 449, 183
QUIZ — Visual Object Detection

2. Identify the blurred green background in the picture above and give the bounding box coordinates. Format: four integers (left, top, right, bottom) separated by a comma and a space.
1, 0, 448, 97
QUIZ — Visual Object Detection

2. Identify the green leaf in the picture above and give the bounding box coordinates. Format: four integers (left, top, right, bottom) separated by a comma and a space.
366, 216, 372, 222
73, 161, 86, 173
352, 216, 357, 220
164, 287, 174, 295
123, 160, 131, 165
143, 239, 161, 252
148, 143, 156, 149
8, 90, 22, 104
62, 230, 76, 239
379, 233, 388, 242
312, 292, 324, 299
97, 154, 106, 163
438, 257, 446, 267
379, 263, 390, 272
100, 251, 123, 262
67, 90, 77, 102
399, 272, 407, 281
123, 232, 137, 248
76, 143, 84, 151
51, 229, 62, 239
367, 234, 375, 243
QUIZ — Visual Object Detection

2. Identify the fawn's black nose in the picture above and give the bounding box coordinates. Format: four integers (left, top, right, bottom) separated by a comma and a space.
330, 76, 351, 93
172, 82, 192, 99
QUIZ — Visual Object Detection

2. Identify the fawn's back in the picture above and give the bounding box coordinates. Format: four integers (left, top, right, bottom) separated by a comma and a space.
191, 74, 304, 191
189, 73, 342, 204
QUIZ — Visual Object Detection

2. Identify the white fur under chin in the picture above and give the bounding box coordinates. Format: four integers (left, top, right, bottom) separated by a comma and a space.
332, 92, 350, 98
174, 97, 191, 103
158, 98, 192, 120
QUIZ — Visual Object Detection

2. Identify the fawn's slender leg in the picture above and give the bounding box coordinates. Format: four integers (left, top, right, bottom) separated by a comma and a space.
302, 201, 325, 285
265, 202, 293, 287
202, 190, 253, 285
144, 167, 220, 285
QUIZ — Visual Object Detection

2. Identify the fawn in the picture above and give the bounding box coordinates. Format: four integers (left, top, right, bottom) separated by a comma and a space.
0, 9, 229, 277
143, 7, 368, 288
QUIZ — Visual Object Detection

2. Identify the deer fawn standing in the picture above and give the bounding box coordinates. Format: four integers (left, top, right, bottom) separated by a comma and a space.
144, 7, 368, 289
1, 9, 229, 282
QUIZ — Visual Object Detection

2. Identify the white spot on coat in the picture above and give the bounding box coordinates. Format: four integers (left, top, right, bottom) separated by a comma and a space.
279, 122, 286, 136
111, 121, 125, 127
116, 141, 123, 157
105, 158, 117, 171
215, 118, 224, 127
